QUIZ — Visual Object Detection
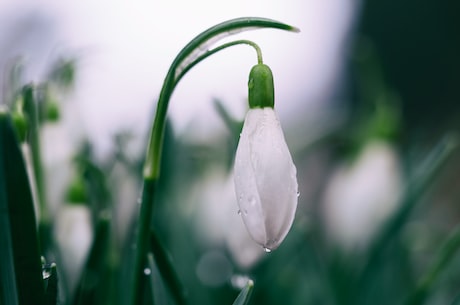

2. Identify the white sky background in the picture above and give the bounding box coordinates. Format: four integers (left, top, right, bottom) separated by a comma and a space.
0, 0, 356, 156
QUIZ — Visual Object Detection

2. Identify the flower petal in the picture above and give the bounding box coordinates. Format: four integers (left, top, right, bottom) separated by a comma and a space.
234, 108, 298, 250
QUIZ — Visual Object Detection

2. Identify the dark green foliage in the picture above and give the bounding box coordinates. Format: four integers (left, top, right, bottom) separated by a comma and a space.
72, 216, 113, 305
0, 111, 45, 305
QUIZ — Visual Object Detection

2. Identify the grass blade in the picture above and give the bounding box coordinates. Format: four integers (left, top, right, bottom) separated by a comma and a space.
352, 134, 458, 304
150, 231, 187, 305
43, 263, 58, 305
231, 280, 254, 305
0, 108, 45, 305
405, 226, 460, 305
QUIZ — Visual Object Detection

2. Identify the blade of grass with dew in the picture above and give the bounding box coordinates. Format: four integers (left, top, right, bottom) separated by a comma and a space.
72, 215, 113, 305
43, 263, 58, 305
351, 134, 458, 305
145, 252, 169, 305
405, 226, 460, 305
0, 108, 46, 305
231, 280, 254, 305
149, 231, 187, 305
131, 17, 299, 305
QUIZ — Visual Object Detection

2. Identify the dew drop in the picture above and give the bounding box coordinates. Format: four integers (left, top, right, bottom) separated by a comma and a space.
42, 262, 56, 280
42, 269, 51, 280
263, 247, 272, 253
144, 268, 151, 275
237, 209, 242, 215
297, 191, 300, 198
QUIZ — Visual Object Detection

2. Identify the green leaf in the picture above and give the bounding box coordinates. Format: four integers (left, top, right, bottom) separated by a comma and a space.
0, 108, 45, 305
43, 263, 58, 305
22, 85, 48, 227
231, 280, 254, 305
405, 226, 460, 305
145, 252, 168, 305
352, 134, 458, 304
150, 231, 187, 305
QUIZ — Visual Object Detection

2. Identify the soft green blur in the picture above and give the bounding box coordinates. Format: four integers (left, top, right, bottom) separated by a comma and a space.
1, 2, 460, 305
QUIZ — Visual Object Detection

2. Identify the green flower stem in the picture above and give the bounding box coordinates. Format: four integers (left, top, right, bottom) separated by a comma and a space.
130, 17, 299, 305
143, 17, 299, 180
175, 39, 264, 84
130, 179, 155, 305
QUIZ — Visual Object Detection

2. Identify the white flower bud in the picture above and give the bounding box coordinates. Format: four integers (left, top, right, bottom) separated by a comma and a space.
323, 140, 403, 251
234, 108, 298, 251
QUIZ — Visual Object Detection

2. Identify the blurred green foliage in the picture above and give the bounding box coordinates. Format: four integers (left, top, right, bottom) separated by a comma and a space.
1, 6, 460, 305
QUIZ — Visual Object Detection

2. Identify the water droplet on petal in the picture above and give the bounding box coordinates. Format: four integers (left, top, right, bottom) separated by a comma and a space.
237, 209, 242, 215
297, 191, 300, 198
263, 247, 272, 253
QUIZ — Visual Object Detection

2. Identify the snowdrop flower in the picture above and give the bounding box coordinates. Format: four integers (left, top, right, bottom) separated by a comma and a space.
323, 140, 403, 251
234, 64, 298, 251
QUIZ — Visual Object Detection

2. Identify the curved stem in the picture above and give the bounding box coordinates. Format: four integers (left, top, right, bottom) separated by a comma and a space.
130, 17, 299, 305
143, 17, 299, 180
175, 40, 263, 86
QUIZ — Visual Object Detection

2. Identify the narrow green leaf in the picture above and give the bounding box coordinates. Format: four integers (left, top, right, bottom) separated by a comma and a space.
405, 226, 460, 305
43, 263, 58, 305
232, 280, 254, 305
22, 85, 47, 222
352, 134, 458, 304
0, 108, 45, 305
145, 252, 168, 305
150, 231, 187, 305
370, 134, 457, 259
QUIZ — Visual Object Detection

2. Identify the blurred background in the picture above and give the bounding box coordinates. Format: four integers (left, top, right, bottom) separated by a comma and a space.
1, 0, 460, 304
